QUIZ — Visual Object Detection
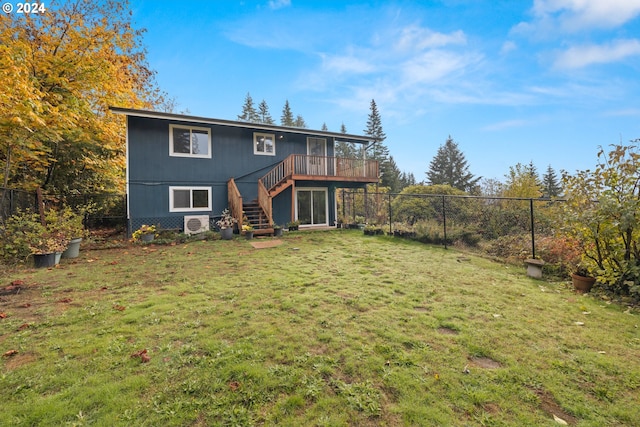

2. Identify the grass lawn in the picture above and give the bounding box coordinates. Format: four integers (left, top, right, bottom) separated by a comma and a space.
1, 230, 639, 426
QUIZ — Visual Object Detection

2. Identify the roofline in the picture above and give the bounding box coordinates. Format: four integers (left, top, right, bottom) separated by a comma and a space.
109, 106, 375, 144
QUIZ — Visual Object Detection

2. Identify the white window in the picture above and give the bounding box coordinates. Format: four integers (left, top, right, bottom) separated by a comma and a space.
169, 125, 211, 158
254, 132, 275, 156
169, 187, 212, 212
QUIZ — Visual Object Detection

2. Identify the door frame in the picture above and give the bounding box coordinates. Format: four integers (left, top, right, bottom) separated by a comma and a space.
295, 187, 329, 227
306, 137, 327, 175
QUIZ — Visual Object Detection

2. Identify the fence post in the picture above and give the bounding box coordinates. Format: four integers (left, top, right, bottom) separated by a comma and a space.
442, 195, 447, 250
388, 193, 392, 235
530, 198, 536, 259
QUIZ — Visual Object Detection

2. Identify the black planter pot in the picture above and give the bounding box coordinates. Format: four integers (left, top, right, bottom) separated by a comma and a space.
33, 253, 56, 268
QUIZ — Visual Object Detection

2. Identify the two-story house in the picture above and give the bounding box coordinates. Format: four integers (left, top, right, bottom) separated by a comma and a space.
111, 107, 379, 235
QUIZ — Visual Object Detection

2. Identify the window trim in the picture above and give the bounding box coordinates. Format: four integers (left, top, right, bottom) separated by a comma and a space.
169, 124, 212, 158
169, 186, 212, 212
253, 132, 276, 156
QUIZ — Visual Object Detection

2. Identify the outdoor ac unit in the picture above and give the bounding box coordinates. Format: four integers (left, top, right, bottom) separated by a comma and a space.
183, 215, 210, 235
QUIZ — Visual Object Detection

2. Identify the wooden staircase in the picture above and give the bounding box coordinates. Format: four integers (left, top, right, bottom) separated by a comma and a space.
268, 178, 293, 197
243, 201, 273, 236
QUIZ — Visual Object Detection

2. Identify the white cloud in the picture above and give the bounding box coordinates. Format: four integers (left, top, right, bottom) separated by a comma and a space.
320, 52, 376, 75
604, 108, 640, 117
554, 39, 640, 68
482, 119, 530, 131
395, 25, 466, 52
533, 0, 640, 31
400, 50, 478, 86
268, 0, 291, 10
500, 41, 517, 55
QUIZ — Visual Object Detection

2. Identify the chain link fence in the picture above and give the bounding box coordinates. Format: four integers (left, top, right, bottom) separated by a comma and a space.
1, 187, 127, 232
338, 189, 565, 266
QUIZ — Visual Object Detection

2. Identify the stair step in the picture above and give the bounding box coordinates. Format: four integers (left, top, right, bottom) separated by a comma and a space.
242, 201, 270, 230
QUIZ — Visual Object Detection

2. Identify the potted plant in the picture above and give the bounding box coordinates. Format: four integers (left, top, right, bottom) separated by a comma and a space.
273, 224, 283, 237
216, 208, 237, 240
29, 231, 67, 268
286, 220, 300, 231
364, 224, 384, 236
47, 207, 87, 259
133, 224, 157, 243
571, 263, 596, 294
242, 223, 254, 239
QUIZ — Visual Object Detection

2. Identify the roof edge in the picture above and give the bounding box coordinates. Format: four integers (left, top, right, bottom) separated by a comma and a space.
109, 106, 375, 143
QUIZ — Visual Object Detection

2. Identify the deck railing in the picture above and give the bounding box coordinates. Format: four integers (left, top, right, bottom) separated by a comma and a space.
261, 154, 379, 191
227, 178, 243, 229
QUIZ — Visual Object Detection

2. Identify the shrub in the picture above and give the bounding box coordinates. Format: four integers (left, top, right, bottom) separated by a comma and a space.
561, 144, 640, 300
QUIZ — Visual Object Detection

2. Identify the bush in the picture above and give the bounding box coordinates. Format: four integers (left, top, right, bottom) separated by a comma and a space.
562, 144, 640, 300
0, 209, 44, 262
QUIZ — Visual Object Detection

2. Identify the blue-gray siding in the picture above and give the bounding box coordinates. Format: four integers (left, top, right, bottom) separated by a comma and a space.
127, 116, 363, 232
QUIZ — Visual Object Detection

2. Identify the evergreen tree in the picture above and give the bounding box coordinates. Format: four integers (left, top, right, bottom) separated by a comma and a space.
380, 156, 402, 193
364, 99, 393, 186
542, 164, 562, 198
321, 122, 328, 131
280, 100, 294, 126
363, 99, 388, 162
257, 99, 274, 124
294, 115, 307, 128
237, 92, 259, 122
426, 136, 480, 192
399, 171, 416, 190
335, 122, 358, 158
526, 161, 542, 187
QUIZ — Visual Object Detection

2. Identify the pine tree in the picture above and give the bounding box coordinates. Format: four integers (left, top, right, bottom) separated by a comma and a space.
294, 115, 307, 128
364, 99, 393, 186
526, 161, 542, 187
383, 156, 403, 192
335, 123, 358, 158
542, 164, 562, 198
399, 171, 416, 190
321, 123, 328, 131
363, 99, 388, 162
280, 100, 294, 126
257, 100, 274, 124
237, 92, 259, 122
426, 136, 480, 192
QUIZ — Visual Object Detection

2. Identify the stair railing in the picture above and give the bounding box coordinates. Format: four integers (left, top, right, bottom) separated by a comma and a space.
227, 178, 244, 230
257, 180, 273, 226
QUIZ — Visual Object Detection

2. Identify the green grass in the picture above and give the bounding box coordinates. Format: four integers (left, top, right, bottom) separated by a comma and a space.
1, 230, 639, 426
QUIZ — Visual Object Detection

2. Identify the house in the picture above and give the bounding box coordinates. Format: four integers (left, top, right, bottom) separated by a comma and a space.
111, 107, 379, 235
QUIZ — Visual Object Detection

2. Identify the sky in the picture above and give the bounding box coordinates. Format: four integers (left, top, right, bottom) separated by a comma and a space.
130, 0, 640, 183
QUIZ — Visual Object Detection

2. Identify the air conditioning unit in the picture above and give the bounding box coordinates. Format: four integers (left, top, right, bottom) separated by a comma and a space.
183, 215, 210, 235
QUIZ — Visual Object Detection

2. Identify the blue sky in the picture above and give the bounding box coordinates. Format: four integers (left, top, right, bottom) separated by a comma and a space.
131, 0, 640, 183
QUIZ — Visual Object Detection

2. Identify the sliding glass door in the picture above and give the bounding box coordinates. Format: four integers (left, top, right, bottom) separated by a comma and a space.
296, 188, 327, 226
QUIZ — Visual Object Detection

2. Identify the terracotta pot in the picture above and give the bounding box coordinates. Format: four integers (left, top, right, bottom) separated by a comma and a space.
571, 273, 596, 293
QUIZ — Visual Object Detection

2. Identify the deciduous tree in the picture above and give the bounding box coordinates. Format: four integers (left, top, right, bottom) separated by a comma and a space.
0, 0, 165, 195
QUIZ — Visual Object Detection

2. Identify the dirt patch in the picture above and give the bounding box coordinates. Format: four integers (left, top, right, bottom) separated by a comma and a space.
250, 239, 284, 249
4, 351, 38, 371
533, 388, 578, 425
469, 356, 501, 369
437, 327, 459, 335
